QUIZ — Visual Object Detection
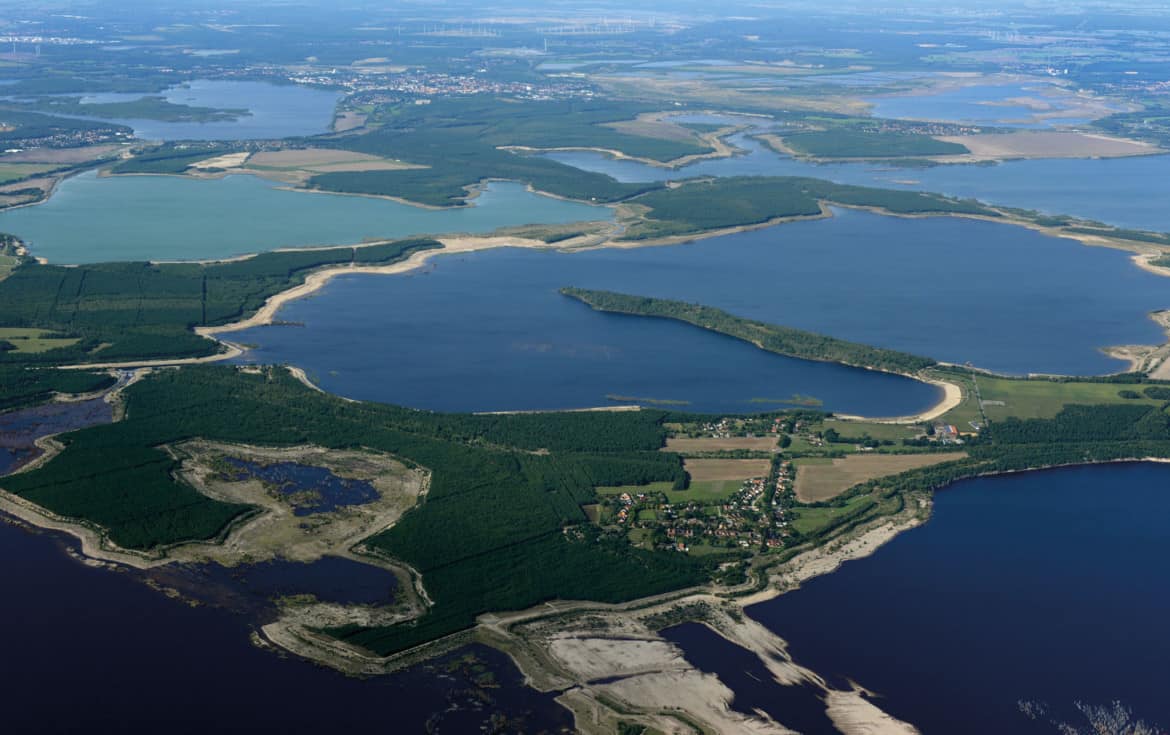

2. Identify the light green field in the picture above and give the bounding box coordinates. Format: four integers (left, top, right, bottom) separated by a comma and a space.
789, 494, 876, 536
940, 374, 1165, 424
0, 328, 81, 353
0, 163, 56, 183
0, 254, 19, 280
826, 419, 919, 441
681, 480, 744, 501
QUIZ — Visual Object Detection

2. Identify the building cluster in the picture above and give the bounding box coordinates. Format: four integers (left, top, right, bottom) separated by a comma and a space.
287, 69, 594, 103
0, 126, 130, 149
604, 460, 798, 555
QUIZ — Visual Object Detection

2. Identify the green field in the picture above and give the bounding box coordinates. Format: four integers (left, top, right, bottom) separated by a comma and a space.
782, 130, 969, 159
821, 419, 920, 442
0, 328, 81, 354
789, 494, 877, 536
938, 373, 1167, 425
0, 163, 57, 183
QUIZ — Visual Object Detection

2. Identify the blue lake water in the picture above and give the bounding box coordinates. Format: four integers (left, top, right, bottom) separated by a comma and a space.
184, 555, 398, 606
0, 518, 573, 733
232, 209, 1169, 408
543, 133, 1170, 232
222, 458, 379, 516
0, 172, 609, 264
742, 463, 1170, 734
79, 80, 343, 140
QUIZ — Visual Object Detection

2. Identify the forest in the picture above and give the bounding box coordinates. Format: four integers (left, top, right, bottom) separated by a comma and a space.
1, 366, 716, 651
620, 176, 996, 240
561, 287, 937, 375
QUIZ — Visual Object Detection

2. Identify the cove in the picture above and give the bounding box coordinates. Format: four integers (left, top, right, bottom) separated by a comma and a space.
0, 518, 574, 733
232, 208, 1169, 405
0, 171, 609, 264
739, 462, 1170, 733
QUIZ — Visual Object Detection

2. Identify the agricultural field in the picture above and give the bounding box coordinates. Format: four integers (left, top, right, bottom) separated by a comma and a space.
789, 494, 879, 536
0, 163, 58, 184
683, 458, 773, 482
793, 452, 967, 502
664, 436, 777, 454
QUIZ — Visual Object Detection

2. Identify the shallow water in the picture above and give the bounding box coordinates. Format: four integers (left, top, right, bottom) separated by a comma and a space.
865, 83, 1098, 128
222, 458, 379, 516
0, 398, 113, 475
0, 172, 609, 264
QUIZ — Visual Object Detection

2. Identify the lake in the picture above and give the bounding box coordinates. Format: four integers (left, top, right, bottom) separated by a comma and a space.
738, 462, 1170, 734
543, 132, 1170, 232
0, 517, 574, 734
0, 171, 609, 264
865, 83, 1097, 128
231, 208, 1170, 410
78, 80, 343, 140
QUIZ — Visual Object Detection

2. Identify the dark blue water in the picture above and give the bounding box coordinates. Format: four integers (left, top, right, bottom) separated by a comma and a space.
544, 134, 1170, 232
0, 518, 573, 734
743, 463, 1170, 734
0, 398, 113, 475
662, 622, 838, 734
221, 458, 378, 516
234, 209, 1169, 409
180, 556, 398, 606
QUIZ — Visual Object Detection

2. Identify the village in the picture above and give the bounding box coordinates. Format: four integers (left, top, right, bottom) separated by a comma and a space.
595, 413, 967, 556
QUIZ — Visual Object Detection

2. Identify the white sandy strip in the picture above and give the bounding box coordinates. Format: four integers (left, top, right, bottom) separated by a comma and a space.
836, 377, 963, 425
826, 690, 921, 735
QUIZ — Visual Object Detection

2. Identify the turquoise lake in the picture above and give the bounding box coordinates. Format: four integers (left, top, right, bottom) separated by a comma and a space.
232, 208, 1170, 416
77, 80, 343, 140
0, 172, 609, 264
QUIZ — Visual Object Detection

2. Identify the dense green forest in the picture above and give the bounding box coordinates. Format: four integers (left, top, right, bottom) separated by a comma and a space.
1, 366, 714, 651
561, 288, 937, 375
620, 176, 996, 240
0, 239, 439, 364
781, 130, 969, 159
0, 366, 116, 410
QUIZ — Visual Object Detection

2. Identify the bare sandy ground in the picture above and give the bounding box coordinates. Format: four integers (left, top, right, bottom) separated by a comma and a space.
936, 131, 1161, 160
826, 689, 921, 735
